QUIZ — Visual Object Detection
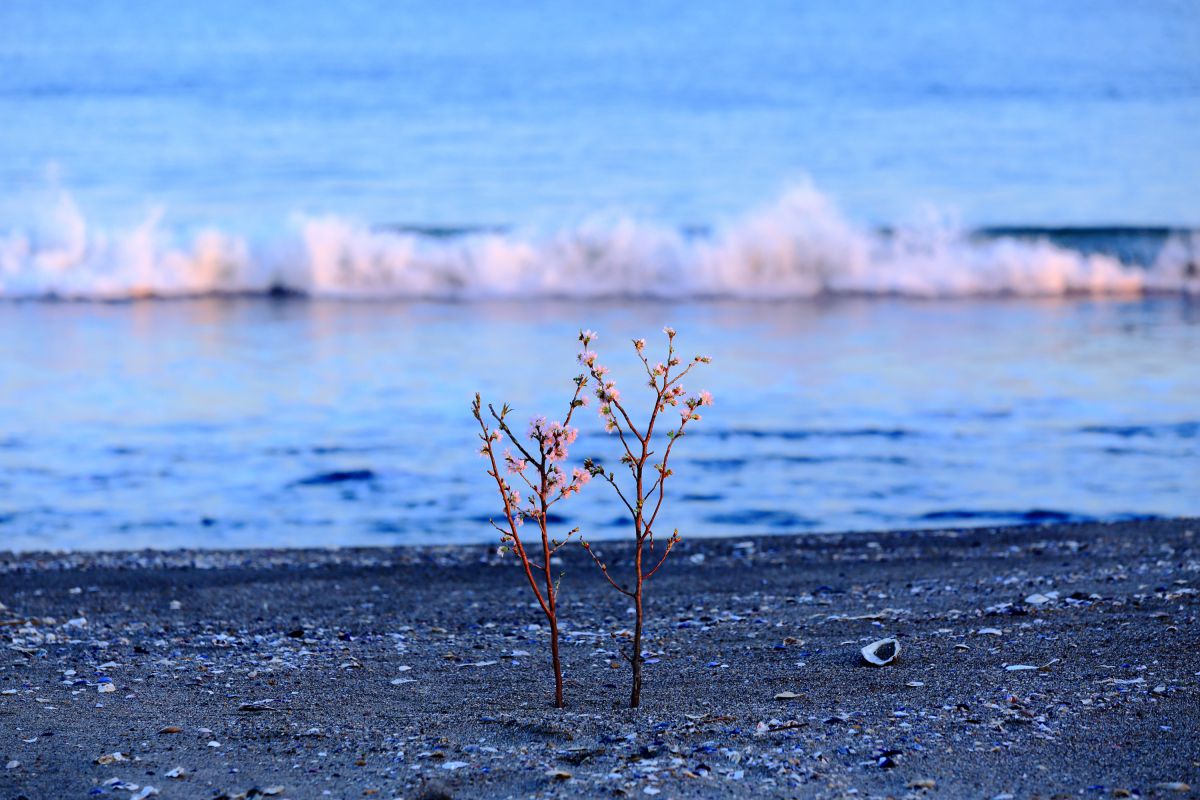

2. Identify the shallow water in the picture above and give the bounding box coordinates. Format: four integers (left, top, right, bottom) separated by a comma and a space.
1, 297, 1195, 551
2, 2, 1198, 550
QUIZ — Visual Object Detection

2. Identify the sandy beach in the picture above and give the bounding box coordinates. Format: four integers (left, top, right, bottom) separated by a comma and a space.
1, 519, 1197, 799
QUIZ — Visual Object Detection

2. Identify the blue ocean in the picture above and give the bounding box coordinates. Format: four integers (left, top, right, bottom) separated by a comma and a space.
0, 1, 1197, 550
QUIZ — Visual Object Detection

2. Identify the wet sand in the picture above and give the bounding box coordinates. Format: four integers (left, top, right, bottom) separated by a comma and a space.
1, 519, 1198, 799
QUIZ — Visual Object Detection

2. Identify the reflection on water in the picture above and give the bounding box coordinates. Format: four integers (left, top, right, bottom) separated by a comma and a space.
0, 297, 1197, 551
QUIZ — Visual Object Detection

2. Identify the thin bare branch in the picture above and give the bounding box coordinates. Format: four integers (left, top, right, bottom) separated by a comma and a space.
581, 542, 634, 597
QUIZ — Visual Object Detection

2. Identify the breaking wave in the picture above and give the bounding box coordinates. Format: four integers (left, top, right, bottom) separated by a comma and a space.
1, 185, 1197, 300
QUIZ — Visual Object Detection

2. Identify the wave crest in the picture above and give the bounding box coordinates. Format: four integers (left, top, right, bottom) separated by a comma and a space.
1, 185, 1197, 300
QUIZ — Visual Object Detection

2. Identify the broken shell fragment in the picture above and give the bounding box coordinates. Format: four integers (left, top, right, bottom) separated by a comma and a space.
861, 638, 901, 666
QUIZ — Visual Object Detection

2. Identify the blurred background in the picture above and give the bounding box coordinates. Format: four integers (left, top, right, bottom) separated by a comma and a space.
0, 0, 1197, 550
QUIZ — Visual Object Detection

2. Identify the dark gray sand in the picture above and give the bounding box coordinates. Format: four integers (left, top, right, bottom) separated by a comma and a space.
2, 519, 1198, 799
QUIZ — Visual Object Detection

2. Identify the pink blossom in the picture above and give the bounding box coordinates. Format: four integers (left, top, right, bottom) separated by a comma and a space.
504, 449, 527, 474
698, 390, 713, 406
542, 421, 578, 462
633, 338, 646, 351
527, 416, 547, 439
578, 350, 598, 367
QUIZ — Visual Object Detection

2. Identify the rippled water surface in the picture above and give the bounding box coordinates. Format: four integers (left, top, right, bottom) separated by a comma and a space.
1, 298, 1196, 551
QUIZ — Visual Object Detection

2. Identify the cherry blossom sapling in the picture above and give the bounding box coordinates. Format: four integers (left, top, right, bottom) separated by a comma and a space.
471, 374, 591, 708
577, 327, 712, 708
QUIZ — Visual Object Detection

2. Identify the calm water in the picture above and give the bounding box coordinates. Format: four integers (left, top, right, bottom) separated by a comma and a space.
0, 299, 1196, 551
0, 2, 1198, 549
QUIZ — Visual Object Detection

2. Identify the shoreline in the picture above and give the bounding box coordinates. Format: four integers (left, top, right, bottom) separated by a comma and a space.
2, 519, 1197, 798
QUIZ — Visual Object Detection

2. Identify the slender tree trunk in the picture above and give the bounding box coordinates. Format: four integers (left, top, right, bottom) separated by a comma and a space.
548, 612, 564, 708
630, 582, 644, 708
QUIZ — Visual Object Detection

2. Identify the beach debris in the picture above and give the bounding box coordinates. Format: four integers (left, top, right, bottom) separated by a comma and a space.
441, 760, 469, 771
908, 778, 937, 789
5, 760, 19, 770
98, 681, 116, 693
545, 769, 573, 780
906, 681, 925, 687
238, 700, 277, 712
860, 638, 901, 666
1007, 657, 1060, 672
158, 725, 183, 734
263, 788, 285, 796
978, 627, 1003, 636
95, 752, 128, 765
131, 787, 159, 799
1153, 783, 1191, 793
1024, 592, 1058, 605
104, 778, 140, 790
165, 767, 187, 779
774, 691, 801, 700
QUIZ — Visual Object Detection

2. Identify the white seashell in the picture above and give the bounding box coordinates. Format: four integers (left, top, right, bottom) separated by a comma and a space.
860, 637, 901, 666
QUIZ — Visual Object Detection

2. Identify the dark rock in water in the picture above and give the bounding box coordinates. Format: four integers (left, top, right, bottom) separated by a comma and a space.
294, 469, 376, 486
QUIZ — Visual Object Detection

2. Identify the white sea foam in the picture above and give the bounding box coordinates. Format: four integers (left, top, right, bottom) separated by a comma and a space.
1, 185, 1196, 300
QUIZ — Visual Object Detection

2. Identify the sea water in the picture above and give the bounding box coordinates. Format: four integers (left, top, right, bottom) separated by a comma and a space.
0, 1, 1197, 550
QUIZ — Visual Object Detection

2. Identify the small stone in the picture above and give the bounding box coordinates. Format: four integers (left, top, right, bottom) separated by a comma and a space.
131, 787, 159, 800
158, 726, 183, 734
165, 767, 186, 779
908, 778, 936, 789
441, 761, 469, 771
545, 769, 572, 780
1153, 783, 1190, 792
774, 691, 801, 700
98, 682, 116, 693
978, 627, 1003, 636
207, 740, 221, 748
95, 752, 128, 765
5, 760, 19, 770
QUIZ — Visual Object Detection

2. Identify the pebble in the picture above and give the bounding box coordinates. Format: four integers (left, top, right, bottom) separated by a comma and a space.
95, 752, 128, 765
5, 760, 19, 770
